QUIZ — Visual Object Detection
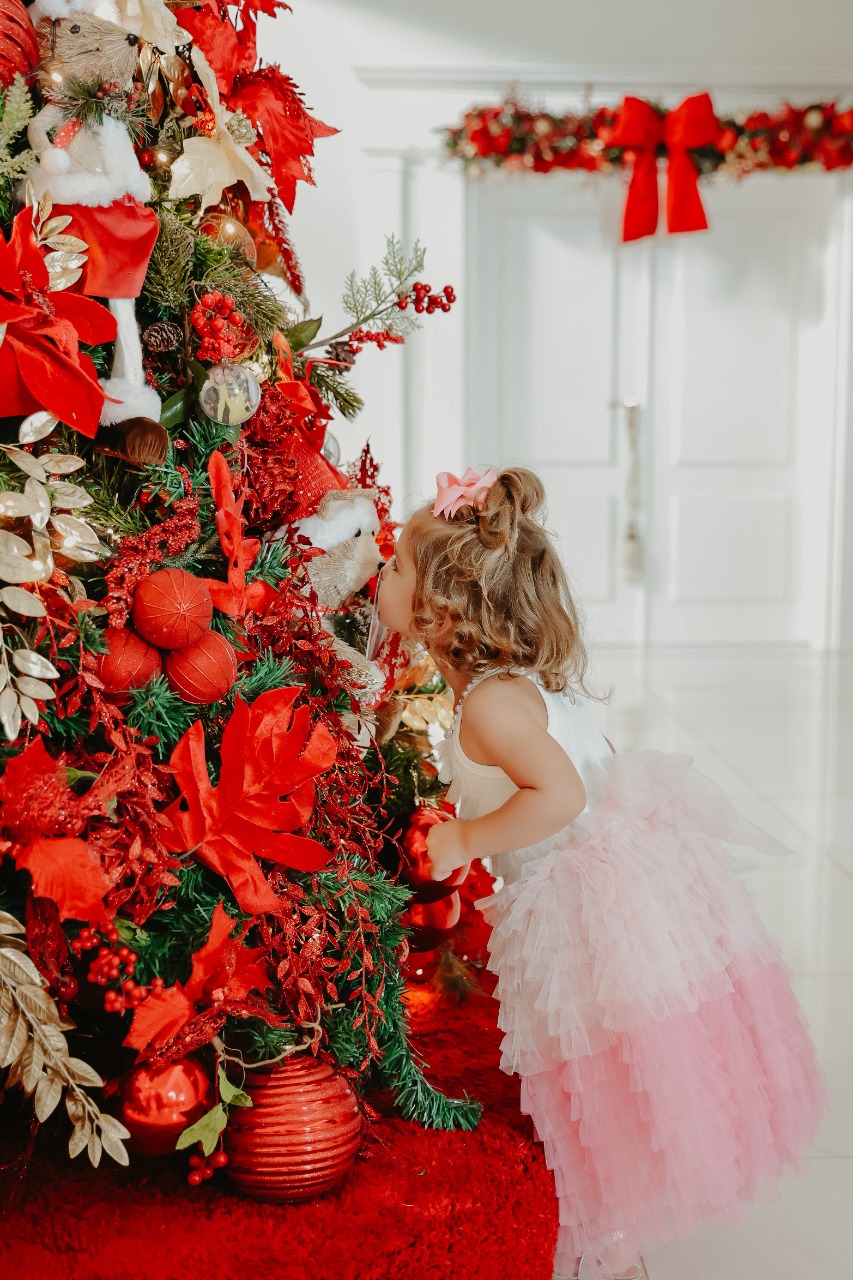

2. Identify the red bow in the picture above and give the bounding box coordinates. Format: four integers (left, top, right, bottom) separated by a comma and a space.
608, 94, 719, 241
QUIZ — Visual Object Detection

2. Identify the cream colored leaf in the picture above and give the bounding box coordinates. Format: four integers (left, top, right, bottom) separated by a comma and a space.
19, 411, 59, 444
68, 1056, 104, 1088
12, 650, 59, 679
24, 478, 51, 530
0, 1007, 19, 1061
0, 1011, 28, 1068
87, 1132, 102, 1167
0, 586, 46, 617
47, 234, 88, 253
0, 552, 39, 584
49, 269, 83, 292
99, 1112, 131, 1141
39, 215, 73, 238
30, 530, 54, 580
48, 483, 92, 510
66, 1092, 86, 1125
19, 695, 40, 725
1, 448, 48, 483
0, 947, 45, 985
44, 251, 87, 272
0, 988, 11, 1017
37, 191, 52, 224
0, 491, 37, 518
16, 983, 60, 1023
40, 1022, 69, 1056
21, 1038, 44, 1093
5, 1054, 23, 1088
68, 1119, 91, 1158
0, 911, 24, 934
13, 675, 55, 700
50, 515, 101, 547
34, 1070, 63, 1121
43, 455, 86, 476
54, 543, 105, 564
0, 686, 21, 740
0, 531, 32, 556
100, 1129, 130, 1166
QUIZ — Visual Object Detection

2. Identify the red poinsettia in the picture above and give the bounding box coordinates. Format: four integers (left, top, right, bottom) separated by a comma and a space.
0, 207, 117, 436
124, 900, 270, 1052
201, 450, 277, 619
161, 686, 337, 914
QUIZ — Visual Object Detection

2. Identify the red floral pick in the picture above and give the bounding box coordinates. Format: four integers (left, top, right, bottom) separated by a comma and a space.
0, 207, 118, 436
124, 900, 270, 1052
201, 450, 277, 619
161, 686, 337, 915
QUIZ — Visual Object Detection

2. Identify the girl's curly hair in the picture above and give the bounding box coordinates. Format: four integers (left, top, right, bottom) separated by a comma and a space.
407, 467, 592, 695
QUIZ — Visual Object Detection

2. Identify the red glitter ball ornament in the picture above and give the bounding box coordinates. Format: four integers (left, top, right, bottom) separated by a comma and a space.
0, 0, 39, 89
164, 629, 238, 704
403, 891, 462, 951
98, 627, 162, 699
401, 808, 469, 903
120, 1057, 213, 1157
132, 568, 213, 650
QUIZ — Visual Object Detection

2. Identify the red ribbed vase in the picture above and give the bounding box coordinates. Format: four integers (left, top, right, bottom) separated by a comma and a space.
224, 1057, 363, 1202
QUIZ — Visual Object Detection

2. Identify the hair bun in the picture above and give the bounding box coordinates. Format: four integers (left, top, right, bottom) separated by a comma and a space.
476, 467, 544, 552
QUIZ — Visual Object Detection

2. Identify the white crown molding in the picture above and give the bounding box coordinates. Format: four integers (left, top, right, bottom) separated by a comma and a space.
354, 62, 853, 100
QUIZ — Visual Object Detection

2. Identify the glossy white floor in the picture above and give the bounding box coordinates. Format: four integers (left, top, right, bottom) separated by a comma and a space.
580, 646, 853, 1280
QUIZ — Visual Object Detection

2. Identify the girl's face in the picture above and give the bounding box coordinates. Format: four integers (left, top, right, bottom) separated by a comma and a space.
377, 523, 417, 638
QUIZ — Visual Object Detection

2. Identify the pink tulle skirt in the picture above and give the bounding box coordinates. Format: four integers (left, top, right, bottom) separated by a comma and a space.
473, 750, 828, 1271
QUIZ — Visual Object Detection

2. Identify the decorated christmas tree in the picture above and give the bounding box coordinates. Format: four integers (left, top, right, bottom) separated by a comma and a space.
0, 0, 483, 1192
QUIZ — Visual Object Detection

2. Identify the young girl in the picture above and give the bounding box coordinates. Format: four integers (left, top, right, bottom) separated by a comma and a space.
377, 466, 828, 1280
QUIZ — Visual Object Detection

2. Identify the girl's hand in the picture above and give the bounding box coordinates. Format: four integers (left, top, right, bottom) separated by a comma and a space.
426, 818, 470, 881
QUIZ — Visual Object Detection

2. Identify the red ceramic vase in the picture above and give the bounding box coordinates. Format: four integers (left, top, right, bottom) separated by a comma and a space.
224, 1056, 363, 1202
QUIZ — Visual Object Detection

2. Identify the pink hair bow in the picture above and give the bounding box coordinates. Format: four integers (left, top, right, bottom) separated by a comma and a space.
433, 467, 498, 519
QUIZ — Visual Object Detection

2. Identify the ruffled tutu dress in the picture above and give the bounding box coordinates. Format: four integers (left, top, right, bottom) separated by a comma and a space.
437, 672, 828, 1275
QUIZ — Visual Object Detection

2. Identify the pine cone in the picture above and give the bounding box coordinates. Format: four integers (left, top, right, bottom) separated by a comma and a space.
326, 339, 356, 369
143, 321, 183, 353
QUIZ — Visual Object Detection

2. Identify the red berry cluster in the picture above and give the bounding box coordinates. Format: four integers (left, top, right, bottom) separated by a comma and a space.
72, 923, 158, 1014
396, 282, 456, 314
190, 291, 253, 363
188, 1146, 228, 1186
347, 327, 406, 354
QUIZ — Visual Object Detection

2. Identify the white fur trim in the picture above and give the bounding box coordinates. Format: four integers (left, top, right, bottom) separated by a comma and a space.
296, 496, 379, 551
99, 378, 162, 425
41, 147, 72, 175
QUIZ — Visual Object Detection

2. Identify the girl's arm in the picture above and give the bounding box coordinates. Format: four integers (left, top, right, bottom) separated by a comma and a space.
426, 677, 586, 879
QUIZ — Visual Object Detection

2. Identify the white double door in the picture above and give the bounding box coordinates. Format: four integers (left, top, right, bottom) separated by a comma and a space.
465, 168, 844, 646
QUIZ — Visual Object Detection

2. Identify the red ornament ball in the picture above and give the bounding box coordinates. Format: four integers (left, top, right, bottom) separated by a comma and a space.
132, 569, 213, 650
164, 629, 238, 704
403, 891, 462, 952
401, 808, 469, 903
0, 0, 39, 89
120, 1057, 213, 1158
98, 627, 162, 699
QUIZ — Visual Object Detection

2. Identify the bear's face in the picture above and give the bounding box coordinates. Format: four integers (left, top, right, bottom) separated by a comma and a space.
37, 16, 141, 93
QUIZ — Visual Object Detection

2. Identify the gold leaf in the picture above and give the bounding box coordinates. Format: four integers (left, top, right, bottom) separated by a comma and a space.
0, 1007, 20, 1061
48, 483, 92, 510
21, 1038, 44, 1093
0, 587, 46, 618
1, 447, 48, 483
37, 191, 52, 224
47, 234, 88, 253
0, 552, 40, 584
30, 531, 54, 580
100, 1129, 130, 1166
49, 269, 83, 292
87, 1132, 102, 1168
0, 947, 45, 985
44, 251, 87, 273
13, 675, 56, 700
68, 1120, 91, 1159
0, 490, 37, 518
0, 531, 32, 556
68, 1056, 104, 1088
18, 411, 59, 444
40, 1023, 69, 1056
24, 478, 51, 530
50, 514, 101, 547
0, 1010, 27, 1068
42, 455, 86, 476
99, 1113, 131, 1141
66, 1092, 86, 1125
0, 911, 24, 934
34, 1070, 63, 1121
39, 215, 73, 238
0, 686, 20, 741
12, 650, 59, 680
19, 695, 40, 726
16, 983, 60, 1022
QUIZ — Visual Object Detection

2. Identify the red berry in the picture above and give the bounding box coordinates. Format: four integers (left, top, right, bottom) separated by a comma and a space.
211, 1150, 228, 1168
200, 292, 217, 308
187, 1171, 203, 1187
414, 302, 425, 314
189, 1154, 203, 1169
396, 297, 408, 310
230, 312, 244, 326
202, 1165, 214, 1180
118, 947, 130, 960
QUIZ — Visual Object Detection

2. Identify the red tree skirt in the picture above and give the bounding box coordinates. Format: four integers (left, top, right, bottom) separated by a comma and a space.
0, 973, 557, 1280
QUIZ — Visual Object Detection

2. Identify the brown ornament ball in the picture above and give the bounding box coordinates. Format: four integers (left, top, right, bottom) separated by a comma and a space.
164, 629, 238, 704
133, 569, 213, 651
98, 627, 162, 699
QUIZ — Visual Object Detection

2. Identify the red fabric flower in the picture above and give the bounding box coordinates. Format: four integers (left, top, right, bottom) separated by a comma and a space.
161, 686, 337, 915
0, 207, 117, 436
201, 450, 277, 619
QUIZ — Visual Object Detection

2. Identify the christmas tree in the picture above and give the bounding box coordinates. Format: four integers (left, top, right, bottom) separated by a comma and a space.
0, 0, 481, 1186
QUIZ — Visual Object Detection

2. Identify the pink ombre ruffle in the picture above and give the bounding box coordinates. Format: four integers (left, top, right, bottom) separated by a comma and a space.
474, 750, 828, 1270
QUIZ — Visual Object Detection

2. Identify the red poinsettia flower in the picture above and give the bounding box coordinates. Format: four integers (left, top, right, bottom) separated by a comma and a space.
124, 900, 271, 1052
201, 449, 277, 619
0, 208, 117, 436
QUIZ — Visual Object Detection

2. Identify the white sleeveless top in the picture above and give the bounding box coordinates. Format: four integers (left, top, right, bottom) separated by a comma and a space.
435, 671, 614, 885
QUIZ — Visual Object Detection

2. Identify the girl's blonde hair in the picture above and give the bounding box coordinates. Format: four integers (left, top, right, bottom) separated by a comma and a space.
407, 467, 591, 695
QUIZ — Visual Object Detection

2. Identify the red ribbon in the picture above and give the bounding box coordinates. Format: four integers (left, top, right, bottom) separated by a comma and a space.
609, 93, 719, 241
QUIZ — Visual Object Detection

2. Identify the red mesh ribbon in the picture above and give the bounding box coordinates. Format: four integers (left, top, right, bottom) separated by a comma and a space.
609, 93, 719, 241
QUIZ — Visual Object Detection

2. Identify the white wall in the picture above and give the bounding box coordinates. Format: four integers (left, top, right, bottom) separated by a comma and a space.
258, 0, 853, 544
